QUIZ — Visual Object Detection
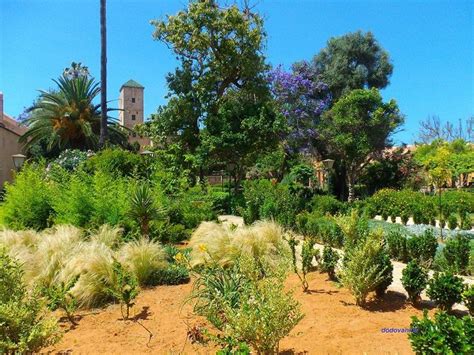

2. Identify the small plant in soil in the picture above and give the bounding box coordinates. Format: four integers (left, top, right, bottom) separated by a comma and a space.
288, 235, 317, 292
426, 271, 465, 311
401, 261, 428, 304
106, 259, 139, 320
321, 245, 339, 281
41, 276, 79, 325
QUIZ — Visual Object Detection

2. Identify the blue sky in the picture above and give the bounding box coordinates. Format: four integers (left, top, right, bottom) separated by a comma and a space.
1, 0, 472, 144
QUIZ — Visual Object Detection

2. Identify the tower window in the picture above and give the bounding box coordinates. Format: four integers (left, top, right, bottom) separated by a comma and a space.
132, 114, 136, 121
132, 98, 136, 103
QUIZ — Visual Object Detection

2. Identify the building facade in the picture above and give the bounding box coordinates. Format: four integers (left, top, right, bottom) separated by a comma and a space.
0, 92, 27, 188
118, 80, 150, 148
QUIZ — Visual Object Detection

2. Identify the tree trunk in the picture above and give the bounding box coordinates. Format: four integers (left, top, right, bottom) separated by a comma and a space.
99, 0, 108, 148
347, 173, 355, 202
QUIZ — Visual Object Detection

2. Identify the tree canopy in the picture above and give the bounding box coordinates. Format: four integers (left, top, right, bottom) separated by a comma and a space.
312, 31, 393, 100
320, 88, 404, 201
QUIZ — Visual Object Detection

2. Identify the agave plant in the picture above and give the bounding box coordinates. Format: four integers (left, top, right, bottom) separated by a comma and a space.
20, 74, 128, 152
129, 183, 164, 237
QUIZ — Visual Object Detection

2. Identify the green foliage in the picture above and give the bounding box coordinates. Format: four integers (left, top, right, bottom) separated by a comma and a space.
426, 272, 465, 311
52, 149, 88, 171
83, 148, 145, 178
224, 276, 304, 354
409, 310, 473, 355
242, 179, 303, 227
374, 251, 393, 298
41, 276, 79, 324
0, 163, 54, 230
407, 230, 438, 267
462, 285, 474, 316
447, 214, 458, 230
288, 235, 317, 292
339, 231, 390, 306
20, 74, 127, 153
106, 259, 139, 320
401, 261, 428, 304
312, 30, 393, 100
384, 231, 408, 262
149, 265, 190, 286
297, 213, 344, 248
0, 250, 60, 353
310, 194, 345, 216
442, 234, 470, 275
319, 89, 403, 201
321, 245, 339, 280
129, 183, 161, 237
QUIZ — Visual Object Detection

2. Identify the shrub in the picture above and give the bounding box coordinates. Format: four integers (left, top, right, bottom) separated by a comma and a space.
409, 310, 473, 354
106, 259, 139, 320
401, 212, 409, 225
460, 213, 472, 230
52, 149, 88, 171
83, 148, 144, 178
407, 229, 438, 267
41, 276, 79, 325
118, 238, 167, 286
310, 194, 345, 216
447, 214, 458, 230
129, 183, 162, 237
298, 213, 344, 248
401, 261, 428, 304
0, 163, 54, 230
442, 234, 470, 275
426, 272, 465, 311
321, 245, 339, 281
288, 235, 317, 292
339, 232, 389, 306
384, 230, 408, 262
462, 285, 474, 316
149, 265, 190, 286
0, 250, 60, 353
374, 251, 393, 298
224, 276, 303, 354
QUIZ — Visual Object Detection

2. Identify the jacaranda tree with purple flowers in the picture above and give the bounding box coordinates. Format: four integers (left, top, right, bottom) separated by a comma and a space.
268, 62, 332, 154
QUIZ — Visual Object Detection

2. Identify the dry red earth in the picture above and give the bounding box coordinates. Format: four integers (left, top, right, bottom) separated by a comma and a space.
45, 272, 435, 355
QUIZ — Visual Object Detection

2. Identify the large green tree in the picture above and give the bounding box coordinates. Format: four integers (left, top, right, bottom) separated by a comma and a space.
320, 88, 404, 201
148, 0, 278, 180
312, 31, 393, 101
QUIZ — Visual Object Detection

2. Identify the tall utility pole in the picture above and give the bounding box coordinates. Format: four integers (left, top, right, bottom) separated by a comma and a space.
99, 0, 108, 147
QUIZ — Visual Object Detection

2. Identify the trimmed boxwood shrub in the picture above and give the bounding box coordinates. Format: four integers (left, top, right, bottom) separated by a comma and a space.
463, 285, 474, 316
442, 234, 470, 275
447, 214, 458, 230
426, 272, 465, 311
321, 246, 339, 280
310, 195, 345, 216
374, 251, 393, 298
409, 310, 473, 354
384, 231, 408, 262
407, 229, 437, 267
401, 261, 428, 304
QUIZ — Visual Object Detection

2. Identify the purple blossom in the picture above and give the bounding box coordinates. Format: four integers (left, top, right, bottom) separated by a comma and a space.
268, 62, 332, 153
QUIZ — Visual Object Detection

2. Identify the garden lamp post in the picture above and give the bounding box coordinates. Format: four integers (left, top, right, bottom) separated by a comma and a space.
11, 154, 26, 172
322, 159, 335, 192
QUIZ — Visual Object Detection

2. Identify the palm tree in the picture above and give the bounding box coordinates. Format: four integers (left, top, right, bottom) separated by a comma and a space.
99, 0, 108, 147
20, 75, 127, 152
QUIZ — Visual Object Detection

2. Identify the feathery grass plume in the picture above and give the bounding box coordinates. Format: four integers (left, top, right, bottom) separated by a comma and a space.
0, 229, 40, 277
189, 221, 236, 267
28, 225, 83, 287
58, 240, 116, 308
234, 221, 290, 269
189, 220, 289, 270
89, 224, 123, 249
118, 238, 167, 286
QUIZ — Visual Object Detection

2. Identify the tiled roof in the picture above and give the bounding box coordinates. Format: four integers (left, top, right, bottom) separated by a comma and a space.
0, 113, 28, 136
120, 79, 144, 90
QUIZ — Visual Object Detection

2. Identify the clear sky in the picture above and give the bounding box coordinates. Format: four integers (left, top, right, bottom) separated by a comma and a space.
1, 0, 472, 144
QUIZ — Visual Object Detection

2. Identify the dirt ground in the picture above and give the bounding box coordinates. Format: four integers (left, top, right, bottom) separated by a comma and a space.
44, 271, 439, 355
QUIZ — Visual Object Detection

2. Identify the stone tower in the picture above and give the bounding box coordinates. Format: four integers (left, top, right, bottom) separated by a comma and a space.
118, 79, 149, 147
